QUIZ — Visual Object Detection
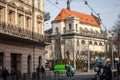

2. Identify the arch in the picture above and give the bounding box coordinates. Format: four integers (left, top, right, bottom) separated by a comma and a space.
81, 40, 85, 44
38, 56, 42, 67
99, 42, 102, 46
89, 41, 92, 45
27, 55, 31, 73
94, 42, 97, 45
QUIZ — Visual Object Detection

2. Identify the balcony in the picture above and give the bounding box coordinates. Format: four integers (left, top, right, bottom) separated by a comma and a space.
0, 22, 44, 43
63, 30, 107, 39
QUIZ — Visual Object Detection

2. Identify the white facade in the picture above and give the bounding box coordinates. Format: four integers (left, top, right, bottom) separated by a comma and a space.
46, 9, 110, 68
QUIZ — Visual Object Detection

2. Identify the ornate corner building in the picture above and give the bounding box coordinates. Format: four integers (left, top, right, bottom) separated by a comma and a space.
0, 0, 49, 76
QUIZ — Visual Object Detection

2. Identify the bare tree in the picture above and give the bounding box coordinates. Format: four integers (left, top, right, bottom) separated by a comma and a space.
112, 15, 120, 61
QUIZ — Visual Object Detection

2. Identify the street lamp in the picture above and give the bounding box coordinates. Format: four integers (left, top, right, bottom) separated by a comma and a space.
87, 43, 90, 72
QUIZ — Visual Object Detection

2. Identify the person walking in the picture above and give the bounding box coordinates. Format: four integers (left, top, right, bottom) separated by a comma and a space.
36, 66, 41, 80
66, 65, 71, 77
41, 66, 45, 80
102, 63, 112, 80
2, 67, 9, 80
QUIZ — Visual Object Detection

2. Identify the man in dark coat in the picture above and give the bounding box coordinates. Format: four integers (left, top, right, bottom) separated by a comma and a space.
2, 67, 9, 80
102, 63, 112, 80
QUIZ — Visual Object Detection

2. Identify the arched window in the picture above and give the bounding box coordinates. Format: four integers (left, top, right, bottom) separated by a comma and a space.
89, 41, 92, 45
99, 42, 102, 46
94, 42, 97, 45
81, 40, 85, 44
55, 27, 59, 33
38, 56, 42, 67
69, 23, 72, 30
27, 55, 31, 73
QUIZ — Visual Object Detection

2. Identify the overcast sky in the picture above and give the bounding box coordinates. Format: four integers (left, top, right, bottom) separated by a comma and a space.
44, 0, 120, 31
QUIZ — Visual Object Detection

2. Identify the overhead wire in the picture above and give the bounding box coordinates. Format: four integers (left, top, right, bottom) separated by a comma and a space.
46, 0, 61, 10
82, 0, 108, 30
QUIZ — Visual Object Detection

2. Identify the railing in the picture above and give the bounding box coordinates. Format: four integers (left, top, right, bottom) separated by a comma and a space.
65, 31, 107, 39
0, 22, 44, 42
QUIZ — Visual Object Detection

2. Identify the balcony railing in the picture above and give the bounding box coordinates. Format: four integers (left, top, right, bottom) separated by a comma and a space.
0, 22, 44, 42
65, 30, 107, 39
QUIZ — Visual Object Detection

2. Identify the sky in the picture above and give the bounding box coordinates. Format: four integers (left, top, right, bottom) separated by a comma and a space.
44, 0, 120, 31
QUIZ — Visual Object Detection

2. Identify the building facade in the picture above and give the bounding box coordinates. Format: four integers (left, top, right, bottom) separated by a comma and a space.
0, 0, 46, 77
46, 8, 110, 69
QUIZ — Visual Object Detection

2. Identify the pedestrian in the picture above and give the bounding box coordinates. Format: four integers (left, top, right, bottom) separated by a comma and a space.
117, 62, 120, 77
10, 67, 17, 80
36, 66, 41, 80
102, 63, 112, 80
66, 65, 71, 77
2, 67, 9, 80
41, 66, 45, 80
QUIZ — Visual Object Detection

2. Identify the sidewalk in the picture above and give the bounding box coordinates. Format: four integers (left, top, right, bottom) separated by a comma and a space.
113, 77, 120, 80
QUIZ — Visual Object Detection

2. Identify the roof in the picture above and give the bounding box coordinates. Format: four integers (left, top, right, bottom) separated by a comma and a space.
54, 8, 100, 27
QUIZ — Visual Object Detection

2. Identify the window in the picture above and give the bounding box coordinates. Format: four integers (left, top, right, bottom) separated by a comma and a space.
38, 0, 40, 9
89, 41, 92, 45
63, 27, 66, 33
99, 42, 102, 46
37, 22, 41, 33
69, 23, 72, 30
55, 27, 59, 33
26, 17, 29, 28
94, 42, 97, 45
76, 23, 78, 31
18, 14, 23, 27
8, 11, 13, 24
81, 40, 85, 44
0, 8, 2, 24
77, 39, 79, 46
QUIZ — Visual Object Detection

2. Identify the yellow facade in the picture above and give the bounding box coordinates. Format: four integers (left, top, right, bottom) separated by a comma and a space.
0, 0, 45, 77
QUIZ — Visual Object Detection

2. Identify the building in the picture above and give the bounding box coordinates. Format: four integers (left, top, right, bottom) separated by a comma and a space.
46, 8, 111, 70
0, 0, 48, 77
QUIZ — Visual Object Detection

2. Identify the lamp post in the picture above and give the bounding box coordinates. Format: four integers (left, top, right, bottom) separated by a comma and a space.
87, 43, 90, 72
110, 34, 114, 69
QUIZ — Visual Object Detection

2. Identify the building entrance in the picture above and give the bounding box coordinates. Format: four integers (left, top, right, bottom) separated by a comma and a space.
11, 53, 21, 72
0, 52, 3, 77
